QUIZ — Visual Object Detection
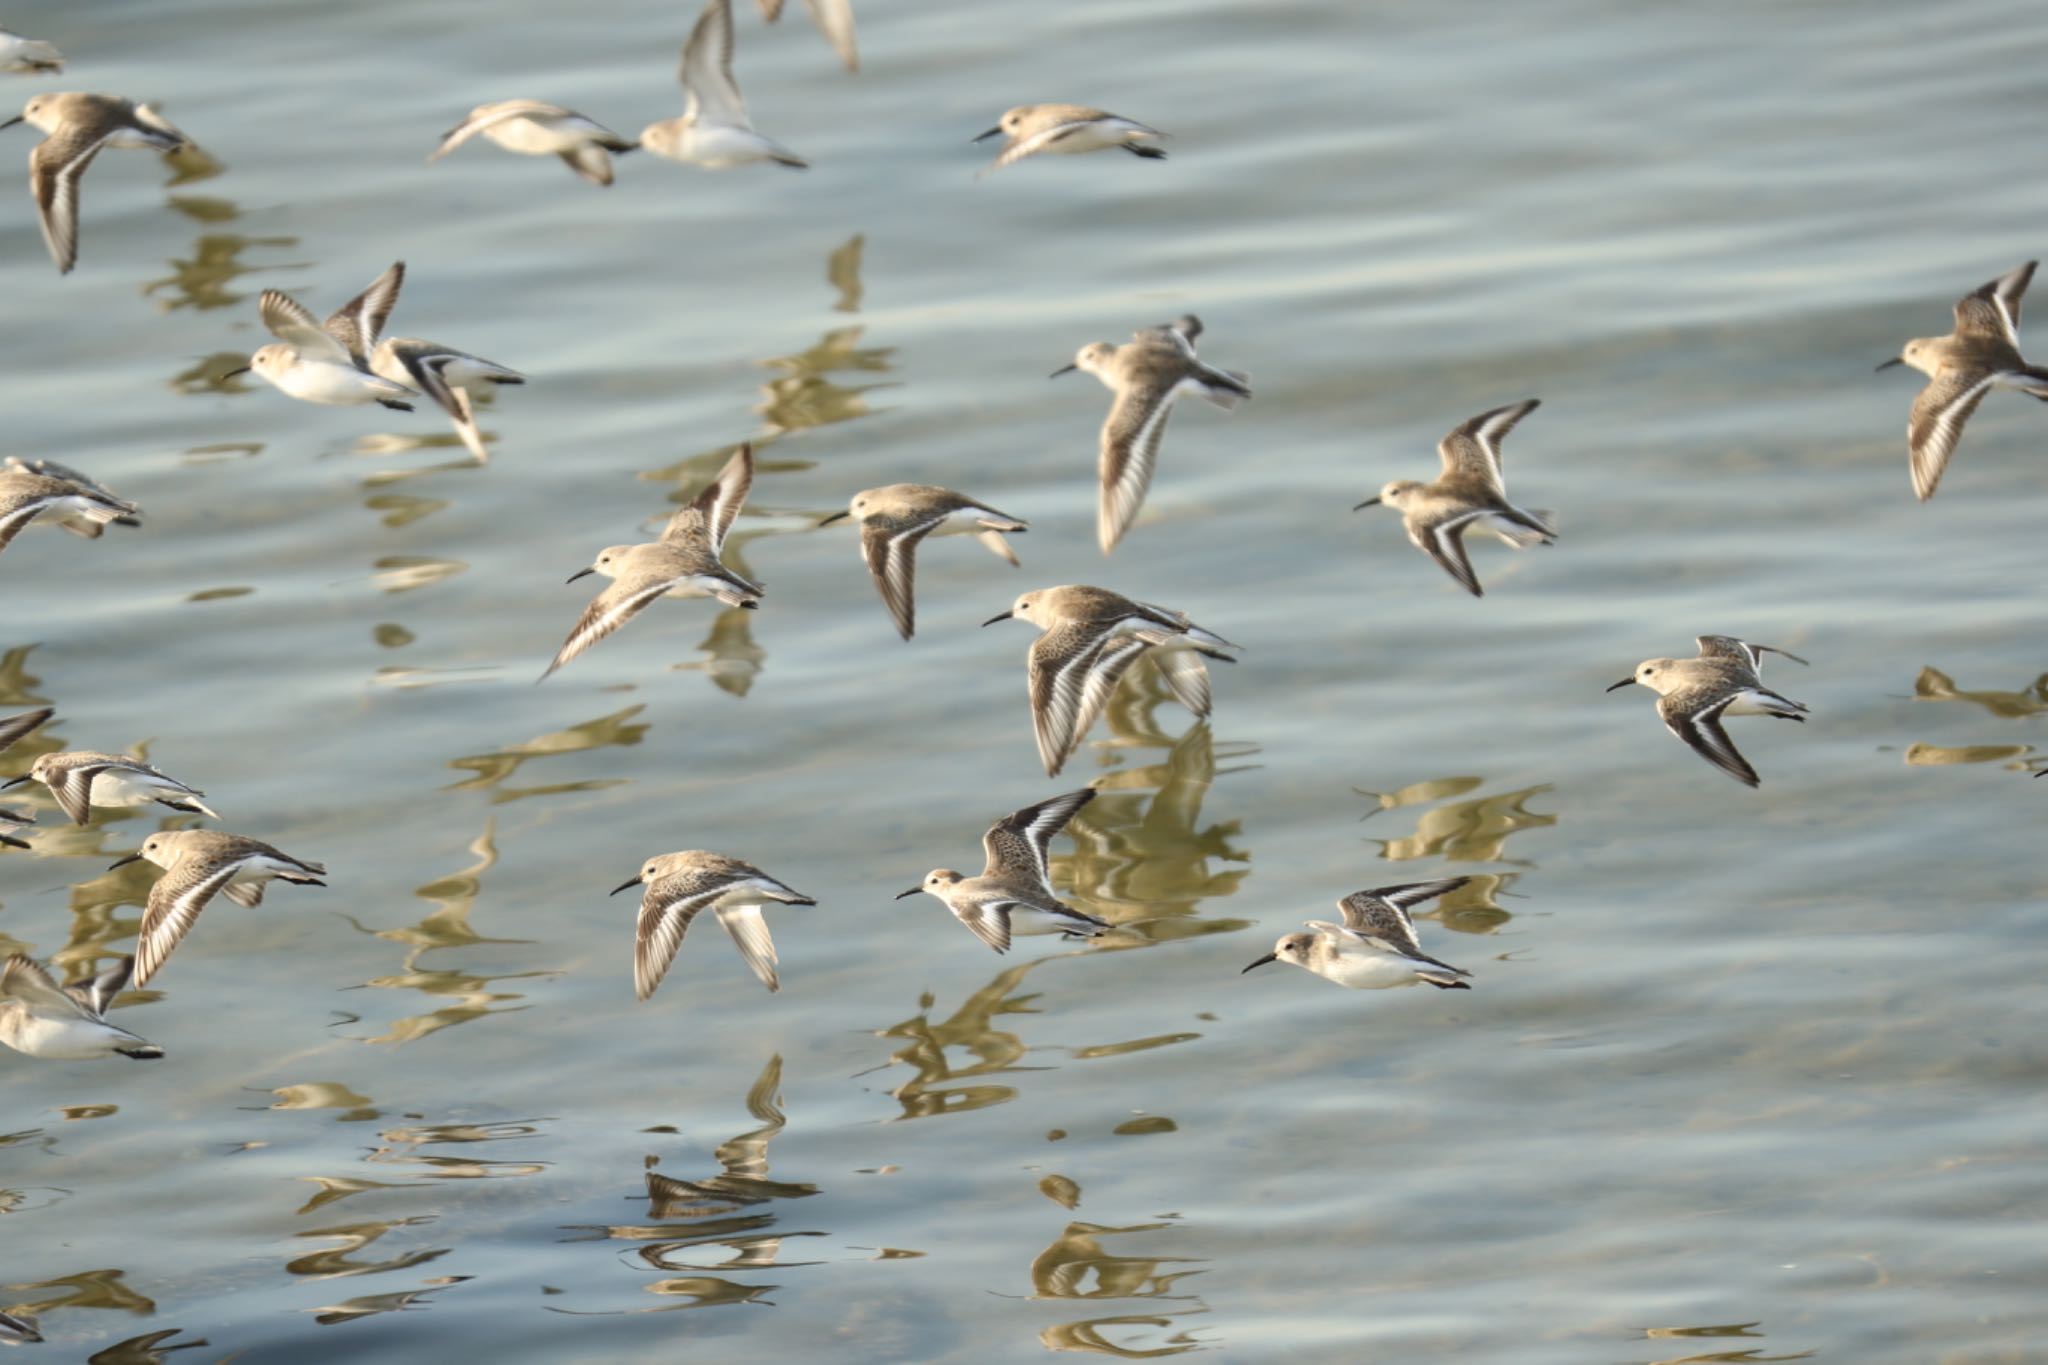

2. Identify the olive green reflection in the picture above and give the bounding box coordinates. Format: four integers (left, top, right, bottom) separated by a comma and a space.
84, 1326, 210, 1364
142, 196, 300, 313
0, 646, 50, 707
564, 1055, 822, 1291
335, 821, 551, 1045
1638, 1319, 1816, 1364
755, 233, 894, 434
1913, 665, 2048, 718
1360, 777, 1556, 866
874, 959, 1054, 1120
1053, 713, 1254, 947
286, 1218, 449, 1279
2, 1267, 154, 1318
444, 705, 649, 801
1030, 1220, 1207, 1359
668, 532, 777, 696
306, 1275, 470, 1326
364, 1119, 550, 1181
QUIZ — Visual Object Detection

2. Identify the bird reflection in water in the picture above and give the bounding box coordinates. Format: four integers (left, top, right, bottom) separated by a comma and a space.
1028, 1207, 1209, 1359
559, 1055, 820, 1314
1909, 664, 2048, 771
142, 195, 300, 314
0, 1268, 154, 1345
756, 233, 894, 437
871, 959, 1056, 1121
1636, 1320, 1816, 1364
304, 1276, 471, 1327
444, 704, 648, 803
1355, 775, 1555, 936
1053, 668, 1256, 946
334, 821, 551, 1045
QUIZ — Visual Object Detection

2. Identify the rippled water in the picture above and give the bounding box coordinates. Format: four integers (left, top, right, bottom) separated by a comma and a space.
4, 0, 2048, 1359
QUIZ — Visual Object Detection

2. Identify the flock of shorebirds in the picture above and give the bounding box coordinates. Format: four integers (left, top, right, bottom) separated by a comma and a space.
0, 1, 2043, 1163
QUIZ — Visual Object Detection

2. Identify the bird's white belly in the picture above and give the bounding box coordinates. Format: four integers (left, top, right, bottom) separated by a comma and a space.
3, 1011, 118, 1059
89, 769, 173, 807
487, 118, 578, 155
1319, 952, 1427, 990
664, 122, 776, 167
273, 359, 396, 406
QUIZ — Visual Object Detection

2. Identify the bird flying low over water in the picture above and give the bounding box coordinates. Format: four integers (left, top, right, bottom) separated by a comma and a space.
1608, 635, 1809, 787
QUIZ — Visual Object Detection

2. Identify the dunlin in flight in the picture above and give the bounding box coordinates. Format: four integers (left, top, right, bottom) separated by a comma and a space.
818, 483, 1027, 639
896, 788, 1108, 952
1608, 635, 1810, 787
1242, 878, 1474, 990
614, 851, 815, 999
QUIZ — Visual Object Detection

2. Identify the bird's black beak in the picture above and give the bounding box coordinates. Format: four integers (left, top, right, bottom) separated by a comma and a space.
566, 567, 595, 584
0, 116, 21, 132
816, 510, 850, 527
609, 876, 641, 897
107, 853, 143, 871
972, 126, 1002, 143
981, 610, 1011, 627
1875, 357, 1904, 372
220, 365, 250, 380
1048, 363, 1077, 379
1605, 677, 1635, 692
1353, 497, 1381, 510
894, 887, 923, 900
0, 776, 26, 790
1241, 953, 1277, 974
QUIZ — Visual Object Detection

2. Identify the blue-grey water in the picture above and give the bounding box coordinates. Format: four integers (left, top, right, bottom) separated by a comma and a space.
4, 0, 2048, 1359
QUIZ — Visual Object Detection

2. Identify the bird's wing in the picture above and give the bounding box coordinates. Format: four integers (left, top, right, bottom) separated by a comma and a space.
662, 444, 753, 553
323, 261, 405, 364
1097, 373, 1182, 553
28, 126, 111, 274
681, 0, 748, 125
0, 953, 86, 1018
0, 707, 51, 754
1029, 622, 1149, 777
41, 760, 110, 825
1332, 892, 1429, 959
715, 904, 780, 993
543, 570, 679, 678
1694, 636, 1808, 672
135, 856, 247, 985
988, 119, 1096, 171
1437, 398, 1539, 493
858, 510, 945, 640
633, 879, 724, 1000
1416, 508, 1490, 597
1953, 261, 2035, 346
258, 290, 350, 363
800, 0, 858, 71
1660, 693, 1760, 787
1907, 365, 1999, 501
981, 787, 1096, 889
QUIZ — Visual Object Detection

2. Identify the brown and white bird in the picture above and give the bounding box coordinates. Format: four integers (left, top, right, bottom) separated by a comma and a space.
818, 483, 1027, 639
896, 788, 1107, 953
1052, 315, 1249, 553
110, 830, 327, 986
613, 851, 815, 1000
1607, 635, 1810, 788
545, 445, 762, 678
1878, 260, 2048, 500
983, 585, 1238, 777
1355, 399, 1556, 598
1, 91, 190, 272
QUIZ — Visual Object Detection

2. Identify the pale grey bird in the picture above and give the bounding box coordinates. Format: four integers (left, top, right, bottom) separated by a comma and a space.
1242, 878, 1473, 990
5, 749, 219, 825
641, 0, 808, 169
974, 104, 1166, 174
1052, 315, 1249, 553
1878, 260, 2048, 500
896, 788, 1107, 952
109, 830, 327, 986
370, 337, 524, 462
0, 91, 190, 272
545, 445, 762, 678
1355, 399, 1555, 598
0, 29, 62, 75
1607, 635, 1810, 787
612, 851, 815, 1000
0, 953, 162, 1060
0, 460, 138, 560
818, 483, 1027, 639
429, 99, 638, 185
228, 261, 416, 410
756, 0, 857, 72
983, 584, 1238, 777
